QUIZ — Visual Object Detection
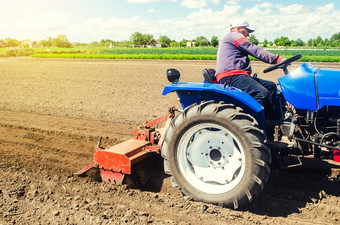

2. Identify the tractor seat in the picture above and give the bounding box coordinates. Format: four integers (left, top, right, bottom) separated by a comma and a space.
202, 68, 217, 83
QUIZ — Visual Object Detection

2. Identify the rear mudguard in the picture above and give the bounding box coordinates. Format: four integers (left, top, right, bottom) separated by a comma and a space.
162, 82, 266, 130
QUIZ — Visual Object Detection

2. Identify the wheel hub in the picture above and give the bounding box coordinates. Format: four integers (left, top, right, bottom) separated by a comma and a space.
186, 128, 243, 185
209, 148, 222, 161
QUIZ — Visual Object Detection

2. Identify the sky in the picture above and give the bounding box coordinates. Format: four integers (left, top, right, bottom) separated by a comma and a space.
0, 0, 339, 43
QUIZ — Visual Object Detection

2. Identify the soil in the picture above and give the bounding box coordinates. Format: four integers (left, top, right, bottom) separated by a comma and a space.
0, 58, 339, 225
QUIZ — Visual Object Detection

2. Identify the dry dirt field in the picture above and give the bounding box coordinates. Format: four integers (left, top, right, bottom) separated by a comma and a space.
0, 58, 340, 225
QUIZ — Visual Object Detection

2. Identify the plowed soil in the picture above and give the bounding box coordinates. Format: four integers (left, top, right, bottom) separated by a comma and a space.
0, 58, 339, 225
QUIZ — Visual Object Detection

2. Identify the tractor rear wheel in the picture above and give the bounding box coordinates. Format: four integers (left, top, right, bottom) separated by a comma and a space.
161, 101, 271, 209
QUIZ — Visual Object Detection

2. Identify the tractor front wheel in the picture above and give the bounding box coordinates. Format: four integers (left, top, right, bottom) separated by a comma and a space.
162, 101, 271, 209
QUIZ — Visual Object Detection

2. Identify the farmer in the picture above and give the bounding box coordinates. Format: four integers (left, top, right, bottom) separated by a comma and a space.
215, 20, 284, 119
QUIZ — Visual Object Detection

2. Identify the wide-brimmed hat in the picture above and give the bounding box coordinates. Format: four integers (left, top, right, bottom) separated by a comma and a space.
230, 21, 255, 33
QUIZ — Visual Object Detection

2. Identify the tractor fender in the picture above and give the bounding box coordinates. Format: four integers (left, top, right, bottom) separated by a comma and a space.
162, 82, 266, 128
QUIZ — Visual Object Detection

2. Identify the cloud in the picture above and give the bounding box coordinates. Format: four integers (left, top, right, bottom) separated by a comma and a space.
127, 0, 176, 3
66, 1, 340, 43
68, 16, 151, 42
127, 0, 162, 3
0, 10, 72, 40
181, 0, 207, 8
211, 0, 220, 4
67, 2, 242, 42
180, 0, 220, 9
316, 3, 334, 13
0, 1, 339, 43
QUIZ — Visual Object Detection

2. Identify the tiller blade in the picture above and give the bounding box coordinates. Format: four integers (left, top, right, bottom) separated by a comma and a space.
76, 108, 175, 185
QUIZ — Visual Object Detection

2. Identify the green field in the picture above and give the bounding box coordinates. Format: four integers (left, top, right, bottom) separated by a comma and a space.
1, 46, 339, 62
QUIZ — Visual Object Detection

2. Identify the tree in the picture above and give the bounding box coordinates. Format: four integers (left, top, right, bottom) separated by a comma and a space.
314, 36, 324, 47
99, 39, 113, 47
195, 36, 209, 47
170, 41, 179, 47
5, 38, 19, 47
39, 37, 53, 47
248, 34, 259, 45
324, 38, 330, 47
330, 32, 340, 47
294, 38, 305, 46
114, 40, 132, 48
307, 38, 313, 47
211, 36, 219, 47
180, 39, 189, 47
274, 36, 291, 46
52, 35, 71, 48
130, 32, 144, 45
130, 32, 153, 46
262, 39, 268, 47
159, 35, 171, 47
0, 39, 6, 48
143, 34, 154, 45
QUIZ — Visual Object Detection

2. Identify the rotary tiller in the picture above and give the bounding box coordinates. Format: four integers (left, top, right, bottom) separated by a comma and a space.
76, 107, 176, 184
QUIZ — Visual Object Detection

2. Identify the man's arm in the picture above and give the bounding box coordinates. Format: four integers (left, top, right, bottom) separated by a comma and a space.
235, 36, 282, 64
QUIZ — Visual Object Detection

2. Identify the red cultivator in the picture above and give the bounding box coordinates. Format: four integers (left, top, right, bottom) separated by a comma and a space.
76, 107, 175, 184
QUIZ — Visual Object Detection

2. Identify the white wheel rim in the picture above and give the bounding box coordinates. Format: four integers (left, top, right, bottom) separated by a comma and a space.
177, 122, 246, 194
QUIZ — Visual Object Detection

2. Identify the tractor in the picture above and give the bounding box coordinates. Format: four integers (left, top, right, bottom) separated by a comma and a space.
77, 55, 340, 209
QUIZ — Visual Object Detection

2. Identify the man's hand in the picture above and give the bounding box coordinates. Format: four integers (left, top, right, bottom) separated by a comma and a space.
278, 57, 287, 63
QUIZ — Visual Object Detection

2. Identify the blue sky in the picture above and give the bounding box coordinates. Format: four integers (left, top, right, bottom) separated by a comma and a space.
0, 0, 339, 43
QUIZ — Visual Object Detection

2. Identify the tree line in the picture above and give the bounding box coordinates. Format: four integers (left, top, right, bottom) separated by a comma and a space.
1, 32, 340, 48
0, 35, 72, 48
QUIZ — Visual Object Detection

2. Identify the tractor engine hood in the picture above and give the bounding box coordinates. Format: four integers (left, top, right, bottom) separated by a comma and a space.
278, 62, 340, 110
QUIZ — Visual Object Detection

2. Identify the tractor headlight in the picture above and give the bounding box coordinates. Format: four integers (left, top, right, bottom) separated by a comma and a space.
166, 68, 180, 83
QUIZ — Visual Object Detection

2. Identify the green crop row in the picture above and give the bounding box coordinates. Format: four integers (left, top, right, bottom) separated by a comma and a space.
31, 53, 340, 62
267, 49, 340, 56
97, 47, 218, 55
31, 47, 340, 57
89, 47, 340, 57
1, 46, 339, 62
31, 53, 217, 60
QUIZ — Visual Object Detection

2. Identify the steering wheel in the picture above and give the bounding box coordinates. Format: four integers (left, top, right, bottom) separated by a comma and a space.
263, 54, 302, 74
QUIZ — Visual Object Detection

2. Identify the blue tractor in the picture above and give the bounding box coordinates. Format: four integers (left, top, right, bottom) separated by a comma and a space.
78, 55, 340, 209
161, 54, 340, 208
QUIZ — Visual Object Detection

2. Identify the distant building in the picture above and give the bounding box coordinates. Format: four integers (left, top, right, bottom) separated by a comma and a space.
20, 40, 39, 48
133, 39, 162, 48
186, 41, 196, 47
148, 39, 162, 48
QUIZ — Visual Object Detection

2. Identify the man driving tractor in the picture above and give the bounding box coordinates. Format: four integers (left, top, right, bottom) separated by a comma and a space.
215, 20, 285, 119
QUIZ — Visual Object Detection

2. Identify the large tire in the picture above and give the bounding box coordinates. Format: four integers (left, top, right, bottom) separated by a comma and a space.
162, 101, 271, 209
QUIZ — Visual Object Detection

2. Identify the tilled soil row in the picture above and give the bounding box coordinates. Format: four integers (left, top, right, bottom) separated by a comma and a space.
1, 113, 339, 225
